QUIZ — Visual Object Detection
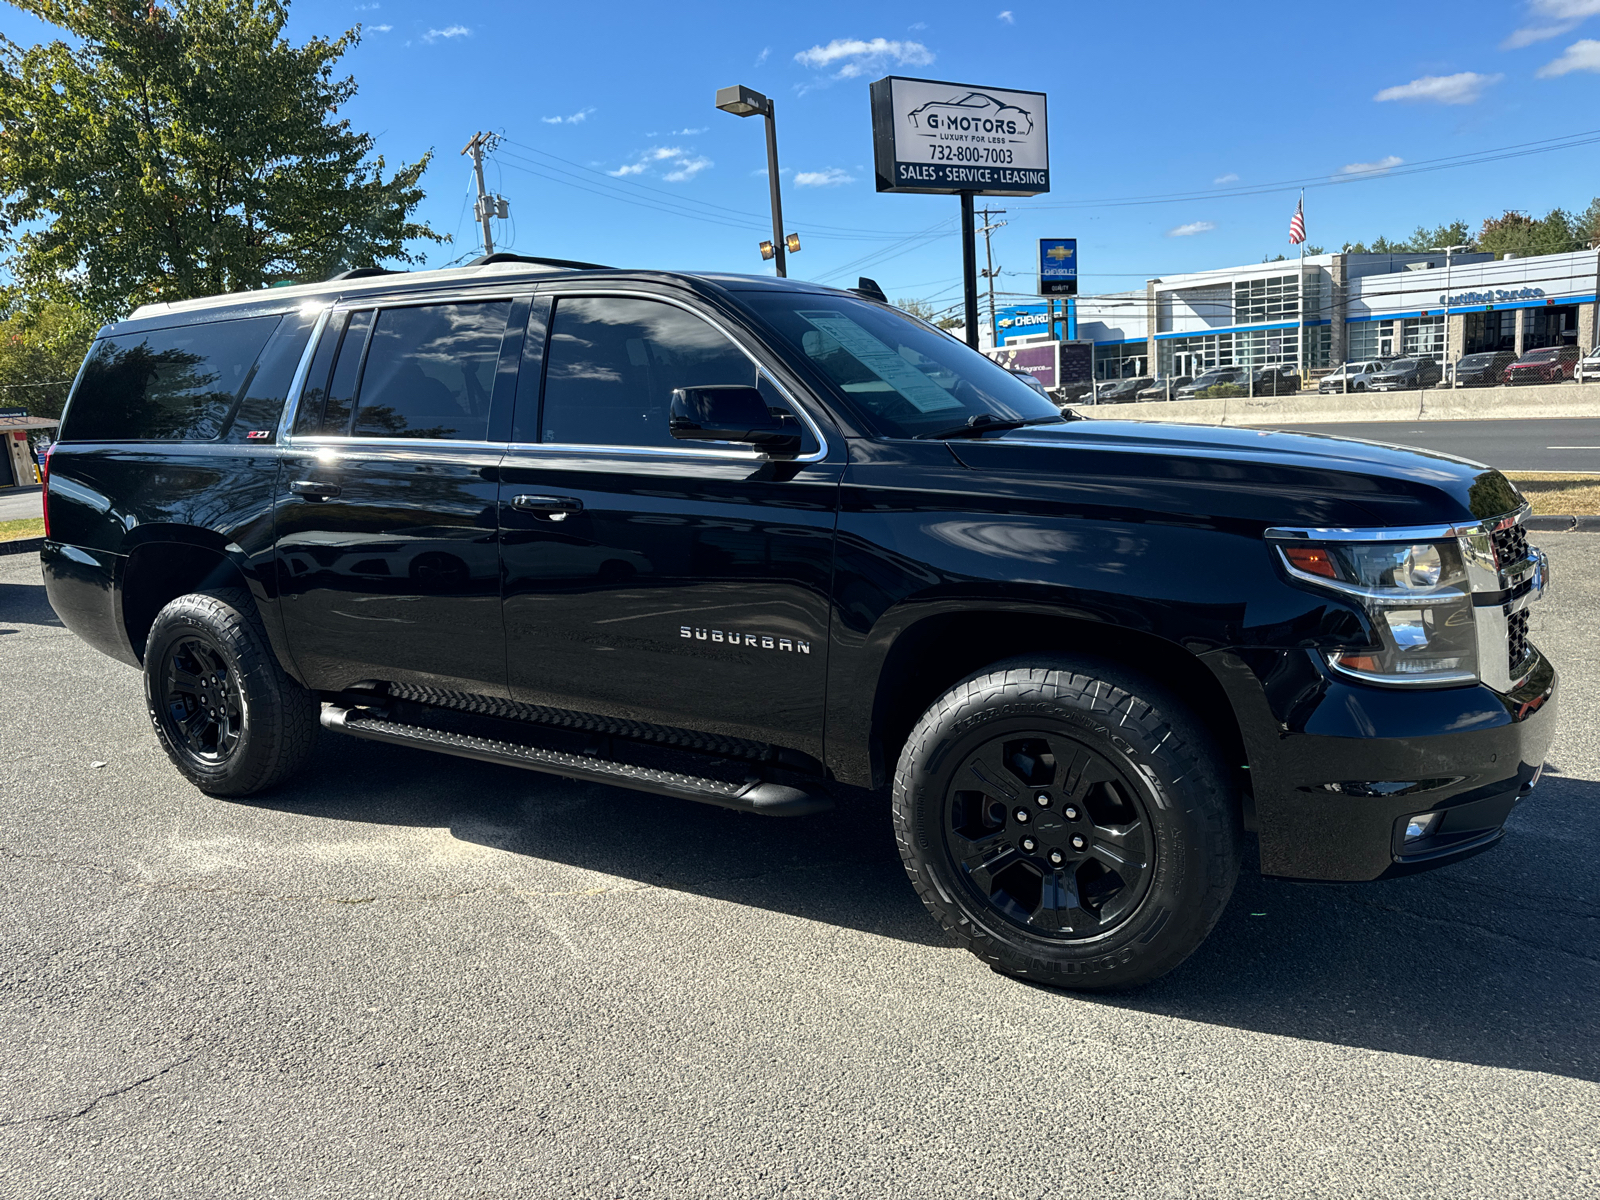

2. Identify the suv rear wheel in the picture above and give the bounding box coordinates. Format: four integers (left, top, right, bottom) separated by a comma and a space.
892, 657, 1241, 990
143, 589, 319, 797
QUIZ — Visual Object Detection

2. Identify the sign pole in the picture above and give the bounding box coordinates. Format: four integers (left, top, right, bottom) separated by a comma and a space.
961, 192, 979, 350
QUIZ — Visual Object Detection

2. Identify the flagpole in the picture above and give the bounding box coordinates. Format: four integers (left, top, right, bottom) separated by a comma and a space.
1297, 189, 1307, 390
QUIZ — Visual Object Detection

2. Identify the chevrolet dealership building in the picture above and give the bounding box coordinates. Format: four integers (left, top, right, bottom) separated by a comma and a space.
991, 247, 1599, 382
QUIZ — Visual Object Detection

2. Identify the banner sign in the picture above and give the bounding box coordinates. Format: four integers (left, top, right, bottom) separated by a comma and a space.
871, 76, 1049, 196
1039, 238, 1077, 296
991, 342, 1059, 389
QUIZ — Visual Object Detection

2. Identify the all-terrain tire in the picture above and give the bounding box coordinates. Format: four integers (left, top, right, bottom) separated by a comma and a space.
892, 656, 1242, 990
143, 589, 319, 797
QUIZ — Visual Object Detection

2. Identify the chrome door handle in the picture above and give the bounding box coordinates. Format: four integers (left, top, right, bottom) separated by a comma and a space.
510, 494, 583, 520
289, 480, 342, 500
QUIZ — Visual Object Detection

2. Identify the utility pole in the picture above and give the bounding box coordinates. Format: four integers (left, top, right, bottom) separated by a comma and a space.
461, 131, 508, 257
978, 206, 1007, 351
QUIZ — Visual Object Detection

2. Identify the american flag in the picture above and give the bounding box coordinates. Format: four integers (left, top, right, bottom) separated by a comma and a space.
1289, 195, 1306, 245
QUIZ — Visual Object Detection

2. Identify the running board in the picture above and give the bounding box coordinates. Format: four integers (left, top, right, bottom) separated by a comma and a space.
320, 704, 832, 817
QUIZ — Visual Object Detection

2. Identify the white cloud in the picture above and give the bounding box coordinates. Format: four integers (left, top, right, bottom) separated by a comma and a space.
355, 2, 379, 9
998, 10, 1014, 22
1167, 221, 1216, 237
610, 146, 711, 182
542, 107, 595, 125
370, 22, 391, 31
794, 37, 935, 81
794, 168, 855, 187
1537, 37, 1600, 74
422, 24, 471, 42
754, 46, 770, 66
1214, 172, 1239, 184
909, 21, 926, 30
1504, 0, 1600, 48
1373, 72, 1502, 104
663, 156, 712, 182
672, 127, 707, 136
1337, 155, 1404, 176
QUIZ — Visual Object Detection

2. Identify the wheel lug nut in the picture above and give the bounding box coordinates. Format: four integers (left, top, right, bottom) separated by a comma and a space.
1071, 835, 1087, 850
1048, 849, 1065, 866
1034, 792, 1051, 807
1013, 808, 1030, 824
1020, 836, 1037, 853
1064, 806, 1079, 820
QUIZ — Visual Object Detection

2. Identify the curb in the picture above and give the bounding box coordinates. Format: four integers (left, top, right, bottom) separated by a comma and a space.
1525, 516, 1600, 533
0, 537, 45, 556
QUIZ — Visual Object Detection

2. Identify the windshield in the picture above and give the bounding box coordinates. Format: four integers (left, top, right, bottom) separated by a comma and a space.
1387, 359, 1418, 370
1459, 354, 1493, 366
741, 292, 1061, 439
1523, 348, 1562, 360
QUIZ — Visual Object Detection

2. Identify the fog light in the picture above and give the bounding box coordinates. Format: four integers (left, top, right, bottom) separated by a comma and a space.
1403, 811, 1444, 842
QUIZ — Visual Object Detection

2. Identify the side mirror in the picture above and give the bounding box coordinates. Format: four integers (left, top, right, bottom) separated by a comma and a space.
669, 386, 802, 456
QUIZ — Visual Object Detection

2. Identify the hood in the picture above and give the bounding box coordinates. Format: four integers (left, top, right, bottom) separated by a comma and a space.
946, 419, 1523, 529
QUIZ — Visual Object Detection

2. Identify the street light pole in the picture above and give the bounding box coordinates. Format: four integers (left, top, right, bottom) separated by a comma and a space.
716, 84, 793, 278
762, 100, 786, 278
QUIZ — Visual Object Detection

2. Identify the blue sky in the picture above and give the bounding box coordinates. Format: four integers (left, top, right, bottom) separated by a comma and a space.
9, 0, 1600, 316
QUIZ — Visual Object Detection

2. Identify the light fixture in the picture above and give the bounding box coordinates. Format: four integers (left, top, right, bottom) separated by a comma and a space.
758, 241, 775, 261
785, 233, 801, 254
715, 84, 770, 118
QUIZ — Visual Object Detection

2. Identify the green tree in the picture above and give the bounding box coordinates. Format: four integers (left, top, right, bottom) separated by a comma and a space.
1476, 209, 1587, 258
0, 0, 444, 320
895, 297, 962, 330
0, 293, 97, 420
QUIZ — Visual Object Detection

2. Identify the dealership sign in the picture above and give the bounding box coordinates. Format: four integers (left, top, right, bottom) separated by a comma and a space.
870, 76, 1049, 196
1039, 238, 1077, 296
1441, 286, 1545, 306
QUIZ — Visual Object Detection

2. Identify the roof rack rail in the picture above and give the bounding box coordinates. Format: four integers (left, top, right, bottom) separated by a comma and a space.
467, 253, 611, 271
327, 267, 407, 281
849, 276, 888, 303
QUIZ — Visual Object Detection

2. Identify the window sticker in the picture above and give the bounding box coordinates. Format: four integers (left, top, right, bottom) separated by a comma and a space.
795, 310, 963, 413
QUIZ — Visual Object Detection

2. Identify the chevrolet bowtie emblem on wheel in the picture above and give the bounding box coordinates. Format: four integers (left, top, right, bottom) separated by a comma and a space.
681, 626, 811, 654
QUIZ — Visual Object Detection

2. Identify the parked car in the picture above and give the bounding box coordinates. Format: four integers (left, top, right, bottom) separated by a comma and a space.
1452, 351, 1518, 388
41, 258, 1557, 990
1576, 347, 1600, 385
1504, 345, 1582, 385
1367, 358, 1444, 391
1135, 376, 1192, 401
1174, 367, 1249, 399
1248, 365, 1302, 396
1317, 359, 1391, 394
1094, 376, 1155, 403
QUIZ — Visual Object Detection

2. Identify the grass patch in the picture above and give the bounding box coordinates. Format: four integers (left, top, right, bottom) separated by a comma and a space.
0, 516, 44, 542
1505, 472, 1600, 516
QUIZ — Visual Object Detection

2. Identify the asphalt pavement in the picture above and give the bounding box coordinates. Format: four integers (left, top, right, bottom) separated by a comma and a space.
2, 544, 1597, 1199
1257, 417, 1600, 474
0, 486, 42, 523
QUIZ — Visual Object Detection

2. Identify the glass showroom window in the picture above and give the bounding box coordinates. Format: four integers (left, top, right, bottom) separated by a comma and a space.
1233, 275, 1300, 324
1348, 320, 1397, 361
1404, 316, 1445, 362
1093, 343, 1148, 380
1165, 333, 1236, 373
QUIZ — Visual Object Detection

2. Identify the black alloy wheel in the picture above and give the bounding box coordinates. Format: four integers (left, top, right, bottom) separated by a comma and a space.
157, 635, 245, 767
143, 589, 319, 796
893, 657, 1242, 989
944, 730, 1153, 941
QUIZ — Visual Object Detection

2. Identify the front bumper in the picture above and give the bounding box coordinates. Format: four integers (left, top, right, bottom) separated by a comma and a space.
1209, 646, 1558, 882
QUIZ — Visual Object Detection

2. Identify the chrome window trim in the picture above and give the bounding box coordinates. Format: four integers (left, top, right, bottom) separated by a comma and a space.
277, 304, 334, 443
506, 440, 765, 463
530, 288, 831, 464
276, 435, 508, 455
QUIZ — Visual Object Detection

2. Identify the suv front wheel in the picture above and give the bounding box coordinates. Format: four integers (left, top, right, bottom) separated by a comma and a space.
143, 589, 319, 797
893, 657, 1241, 989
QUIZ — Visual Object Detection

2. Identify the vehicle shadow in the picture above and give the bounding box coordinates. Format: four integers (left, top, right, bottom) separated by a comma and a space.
246, 733, 1600, 1083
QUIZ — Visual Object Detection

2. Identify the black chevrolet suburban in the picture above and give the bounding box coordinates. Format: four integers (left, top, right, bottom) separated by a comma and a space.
41, 258, 1557, 988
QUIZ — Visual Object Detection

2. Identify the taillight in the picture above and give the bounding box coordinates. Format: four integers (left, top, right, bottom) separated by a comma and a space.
40, 444, 52, 539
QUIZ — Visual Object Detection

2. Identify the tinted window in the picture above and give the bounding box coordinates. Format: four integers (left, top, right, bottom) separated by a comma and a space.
743, 292, 1058, 440
63, 315, 281, 442
540, 297, 755, 447
352, 302, 509, 440
224, 308, 317, 442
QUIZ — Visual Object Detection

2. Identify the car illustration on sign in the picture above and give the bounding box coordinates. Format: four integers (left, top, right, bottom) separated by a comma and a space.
907, 92, 1035, 137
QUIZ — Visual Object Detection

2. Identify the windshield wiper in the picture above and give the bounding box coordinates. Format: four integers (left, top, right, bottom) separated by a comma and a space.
916, 414, 1065, 441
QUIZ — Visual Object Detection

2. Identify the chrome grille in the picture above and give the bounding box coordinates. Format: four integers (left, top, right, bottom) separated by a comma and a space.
1507, 608, 1530, 673
1493, 522, 1527, 568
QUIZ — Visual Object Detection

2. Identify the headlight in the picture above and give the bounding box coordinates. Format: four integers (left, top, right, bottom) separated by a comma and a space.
1278, 539, 1478, 687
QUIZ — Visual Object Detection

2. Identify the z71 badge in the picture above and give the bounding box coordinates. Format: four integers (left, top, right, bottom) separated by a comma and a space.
681, 626, 811, 654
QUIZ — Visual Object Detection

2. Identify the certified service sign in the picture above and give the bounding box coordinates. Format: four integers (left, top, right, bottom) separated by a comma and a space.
871, 76, 1049, 196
